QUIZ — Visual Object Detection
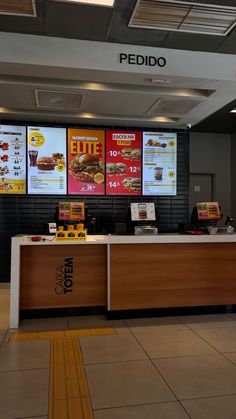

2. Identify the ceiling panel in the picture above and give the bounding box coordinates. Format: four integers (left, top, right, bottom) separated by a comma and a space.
148, 98, 201, 115
83, 91, 159, 115
161, 30, 225, 51
216, 29, 236, 53
44, 1, 113, 40
0, 0, 44, 34
0, 85, 37, 108
107, 3, 168, 46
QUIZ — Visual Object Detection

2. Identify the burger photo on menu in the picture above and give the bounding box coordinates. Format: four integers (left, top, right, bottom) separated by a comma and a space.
69, 153, 104, 183
36, 157, 57, 171
106, 162, 126, 174
121, 148, 132, 158
122, 177, 141, 191
131, 149, 141, 159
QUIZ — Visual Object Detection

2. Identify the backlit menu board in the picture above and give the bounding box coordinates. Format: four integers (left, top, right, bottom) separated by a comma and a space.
68, 129, 105, 195
0, 125, 26, 194
142, 132, 177, 196
27, 126, 67, 194
106, 130, 142, 195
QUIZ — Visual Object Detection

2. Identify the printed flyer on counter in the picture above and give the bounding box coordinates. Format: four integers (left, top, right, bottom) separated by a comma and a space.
142, 132, 177, 196
0, 125, 26, 194
68, 128, 105, 195
106, 130, 142, 195
27, 126, 67, 194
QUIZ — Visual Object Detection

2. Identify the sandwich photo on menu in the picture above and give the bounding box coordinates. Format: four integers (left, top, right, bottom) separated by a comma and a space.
69, 153, 104, 183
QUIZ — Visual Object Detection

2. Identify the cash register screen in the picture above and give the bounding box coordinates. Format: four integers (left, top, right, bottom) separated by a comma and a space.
130, 203, 156, 222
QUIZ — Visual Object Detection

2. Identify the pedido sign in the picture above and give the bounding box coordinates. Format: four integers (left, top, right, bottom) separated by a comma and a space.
119, 53, 166, 68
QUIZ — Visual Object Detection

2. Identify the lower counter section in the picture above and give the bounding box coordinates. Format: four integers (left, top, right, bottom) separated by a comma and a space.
109, 243, 236, 310
20, 244, 107, 309
10, 234, 236, 328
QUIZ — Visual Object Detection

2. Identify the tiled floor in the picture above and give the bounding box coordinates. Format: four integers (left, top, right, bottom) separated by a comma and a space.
2, 284, 236, 418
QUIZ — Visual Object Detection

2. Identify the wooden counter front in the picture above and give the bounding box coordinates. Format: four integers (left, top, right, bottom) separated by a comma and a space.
20, 244, 107, 309
110, 243, 236, 310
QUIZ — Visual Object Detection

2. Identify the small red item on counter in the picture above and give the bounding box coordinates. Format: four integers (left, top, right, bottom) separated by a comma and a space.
31, 236, 42, 241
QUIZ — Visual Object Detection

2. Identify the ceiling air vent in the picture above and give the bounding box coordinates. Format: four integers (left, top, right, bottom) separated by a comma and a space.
0, 0, 36, 16
147, 98, 201, 115
35, 90, 84, 111
129, 0, 236, 36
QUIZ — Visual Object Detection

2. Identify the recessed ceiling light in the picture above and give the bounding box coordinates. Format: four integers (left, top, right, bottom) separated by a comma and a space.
53, 0, 114, 6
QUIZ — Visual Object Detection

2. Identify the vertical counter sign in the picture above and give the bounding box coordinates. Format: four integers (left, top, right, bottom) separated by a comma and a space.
106, 130, 142, 195
55, 257, 74, 295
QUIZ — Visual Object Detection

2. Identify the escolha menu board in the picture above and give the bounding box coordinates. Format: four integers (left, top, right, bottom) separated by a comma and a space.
142, 132, 177, 196
0, 125, 26, 194
106, 130, 142, 195
68, 129, 105, 195
27, 126, 67, 194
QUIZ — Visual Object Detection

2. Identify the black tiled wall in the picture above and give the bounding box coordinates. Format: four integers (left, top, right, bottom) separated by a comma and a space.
0, 126, 189, 282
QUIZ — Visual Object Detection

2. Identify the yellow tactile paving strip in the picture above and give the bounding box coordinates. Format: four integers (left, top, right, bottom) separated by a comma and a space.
9, 327, 116, 341
8, 327, 116, 419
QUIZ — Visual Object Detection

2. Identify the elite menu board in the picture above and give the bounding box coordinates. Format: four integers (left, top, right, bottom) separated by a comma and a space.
106, 130, 142, 195
142, 132, 177, 196
27, 126, 67, 194
0, 125, 26, 194
68, 129, 105, 195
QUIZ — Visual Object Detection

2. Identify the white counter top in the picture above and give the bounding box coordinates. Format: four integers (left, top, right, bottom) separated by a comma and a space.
14, 235, 108, 245
108, 233, 236, 244
13, 233, 236, 246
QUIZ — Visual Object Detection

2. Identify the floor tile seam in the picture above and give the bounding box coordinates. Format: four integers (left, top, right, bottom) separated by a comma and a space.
0, 367, 50, 374
74, 338, 94, 419
223, 351, 236, 355
0, 328, 8, 348
189, 328, 236, 366
175, 400, 192, 419
190, 324, 236, 332
178, 391, 236, 402
75, 337, 95, 413
10, 327, 116, 338
92, 399, 183, 411
10, 417, 48, 419
184, 324, 236, 332
128, 326, 179, 402
149, 351, 223, 361
83, 357, 151, 366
